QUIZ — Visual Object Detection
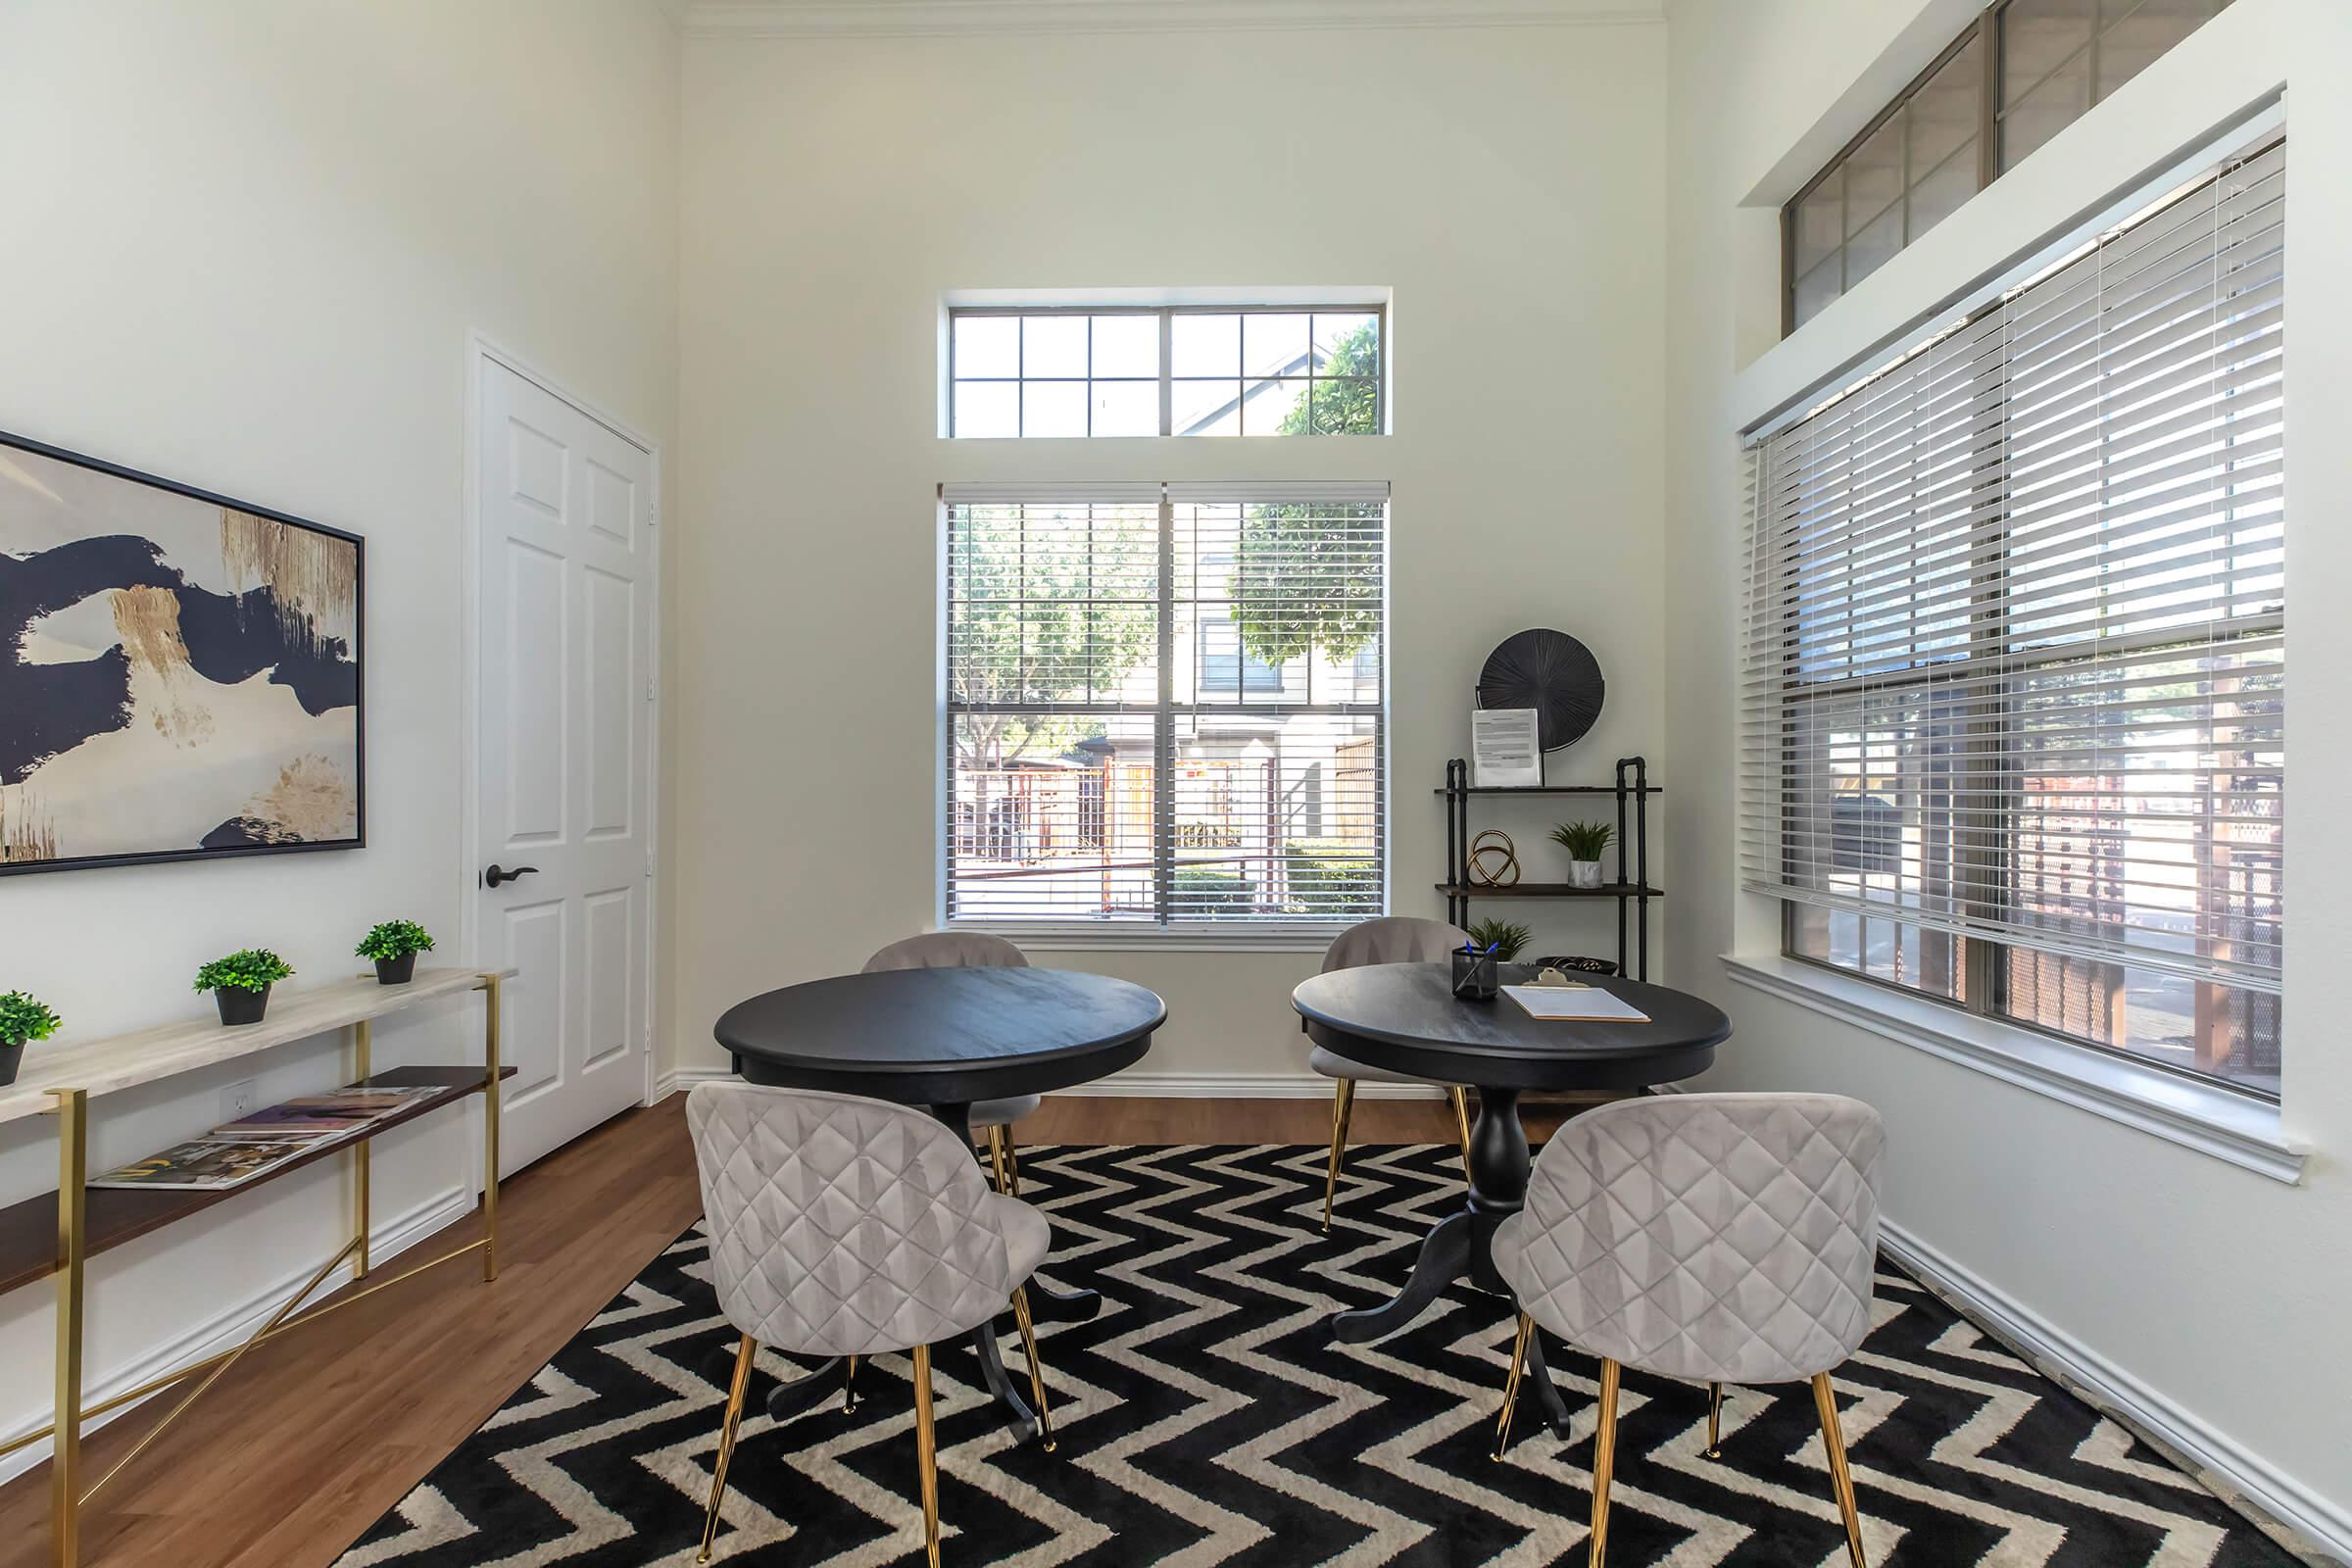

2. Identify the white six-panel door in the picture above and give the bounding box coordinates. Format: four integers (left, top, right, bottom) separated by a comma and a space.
472, 353, 655, 1176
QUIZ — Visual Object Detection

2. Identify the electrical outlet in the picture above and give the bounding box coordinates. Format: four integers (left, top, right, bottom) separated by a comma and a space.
221, 1078, 258, 1122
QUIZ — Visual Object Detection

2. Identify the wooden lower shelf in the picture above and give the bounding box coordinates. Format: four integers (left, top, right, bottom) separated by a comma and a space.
0, 1065, 513, 1297
1438, 882, 1664, 899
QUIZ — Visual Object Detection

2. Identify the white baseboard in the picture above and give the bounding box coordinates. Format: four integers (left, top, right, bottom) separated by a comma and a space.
1879, 1218, 2351, 1562
651, 1066, 1438, 1102
0, 1183, 474, 1487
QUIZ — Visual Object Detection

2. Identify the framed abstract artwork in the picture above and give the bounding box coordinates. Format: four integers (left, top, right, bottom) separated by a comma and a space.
0, 429, 364, 874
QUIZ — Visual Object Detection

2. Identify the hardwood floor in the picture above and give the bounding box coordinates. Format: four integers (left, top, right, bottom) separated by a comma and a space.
0, 1093, 1539, 1568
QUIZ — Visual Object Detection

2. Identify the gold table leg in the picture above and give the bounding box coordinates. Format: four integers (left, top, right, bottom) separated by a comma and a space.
354, 1018, 372, 1279
479, 972, 503, 1282
51, 1089, 86, 1568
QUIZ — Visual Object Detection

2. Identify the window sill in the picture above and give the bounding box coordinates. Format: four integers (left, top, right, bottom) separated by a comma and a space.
1719, 954, 2303, 1185
949, 922, 1347, 955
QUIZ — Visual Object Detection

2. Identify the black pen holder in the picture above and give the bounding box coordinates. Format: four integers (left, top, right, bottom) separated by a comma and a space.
1451, 950, 1499, 1002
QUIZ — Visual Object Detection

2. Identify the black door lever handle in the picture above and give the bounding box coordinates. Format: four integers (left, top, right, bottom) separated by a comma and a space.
483, 863, 540, 888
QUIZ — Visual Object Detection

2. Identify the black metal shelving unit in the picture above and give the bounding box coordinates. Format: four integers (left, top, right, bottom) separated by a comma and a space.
1439, 755, 1662, 980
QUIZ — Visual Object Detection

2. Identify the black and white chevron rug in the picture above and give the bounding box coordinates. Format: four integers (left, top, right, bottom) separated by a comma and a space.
337, 1144, 2298, 1567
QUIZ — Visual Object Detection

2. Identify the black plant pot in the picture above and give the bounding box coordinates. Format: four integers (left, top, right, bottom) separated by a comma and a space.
0, 1041, 22, 1087
374, 952, 418, 985
216, 985, 271, 1026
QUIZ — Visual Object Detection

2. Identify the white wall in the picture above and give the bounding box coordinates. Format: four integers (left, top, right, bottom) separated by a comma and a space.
1662, 0, 2351, 1547
0, 0, 678, 1466
670, 21, 1670, 1084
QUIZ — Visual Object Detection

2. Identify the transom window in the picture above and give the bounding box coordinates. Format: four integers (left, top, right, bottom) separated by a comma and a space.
948, 307, 1384, 438
1746, 137, 2284, 1095
1787, 0, 2235, 332
943, 482, 1386, 932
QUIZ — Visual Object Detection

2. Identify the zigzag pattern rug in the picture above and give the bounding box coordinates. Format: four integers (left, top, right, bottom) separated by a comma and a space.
338, 1144, 2297, 1567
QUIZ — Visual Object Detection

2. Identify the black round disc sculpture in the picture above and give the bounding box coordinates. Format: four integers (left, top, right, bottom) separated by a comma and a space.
1477, 629, 1605, 753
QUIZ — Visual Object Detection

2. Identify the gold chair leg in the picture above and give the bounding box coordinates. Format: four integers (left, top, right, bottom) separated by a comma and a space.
1705, 1381, 1724, 1459
986, 1127, 1012, 1195
912, 1344, 942, 1568
1322, 1078, 1356, 1233
1493, 1313, 1532, 1459
1009, 1287, 1056, 1452
1005, 1134, 1020, 1197
1589, 1358, 1621, 1568
699, 1333, 757, 1564
1448, 1086, 1473, 1179
1812, 1372, 1868, 1568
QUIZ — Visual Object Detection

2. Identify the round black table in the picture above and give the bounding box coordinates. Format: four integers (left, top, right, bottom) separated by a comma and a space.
1293, 961, 1730, 1438
713, 965, 1165, 1441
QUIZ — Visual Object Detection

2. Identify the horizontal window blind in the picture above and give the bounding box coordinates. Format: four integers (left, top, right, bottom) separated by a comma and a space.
1742, 137, 2284, 995
945, 483, 1386, 929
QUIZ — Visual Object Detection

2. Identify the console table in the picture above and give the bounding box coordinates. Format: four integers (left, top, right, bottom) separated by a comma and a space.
0, 967, 513, 1567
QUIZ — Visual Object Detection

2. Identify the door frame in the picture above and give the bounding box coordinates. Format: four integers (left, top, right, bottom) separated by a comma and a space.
459, 330, 664, 1123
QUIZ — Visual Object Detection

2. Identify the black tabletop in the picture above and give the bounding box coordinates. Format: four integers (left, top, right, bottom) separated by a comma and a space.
1293, 962, 1729, 1092
714, 966, 1166, 1106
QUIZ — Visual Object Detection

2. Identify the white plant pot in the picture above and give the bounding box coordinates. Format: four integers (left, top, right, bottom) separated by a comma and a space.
1568, 859, 1604, 889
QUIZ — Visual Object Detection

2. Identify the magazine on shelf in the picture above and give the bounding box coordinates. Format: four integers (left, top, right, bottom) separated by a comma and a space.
90, 1139, 320, 1191
212, 1085, 447, 1140
88, 1084, 455, 1191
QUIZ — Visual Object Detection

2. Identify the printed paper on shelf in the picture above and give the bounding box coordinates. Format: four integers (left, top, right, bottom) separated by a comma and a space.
1472, 708, 1541, 787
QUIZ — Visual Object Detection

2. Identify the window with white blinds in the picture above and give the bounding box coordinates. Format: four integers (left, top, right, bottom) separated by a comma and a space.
1743, 135, 2283, 1095
945, 481, 1387, 933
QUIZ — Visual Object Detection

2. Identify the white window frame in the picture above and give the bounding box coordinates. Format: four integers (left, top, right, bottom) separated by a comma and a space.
936, 481, 1391, 952
1738, 119, 2300, 1180
945, 303, 1390, 439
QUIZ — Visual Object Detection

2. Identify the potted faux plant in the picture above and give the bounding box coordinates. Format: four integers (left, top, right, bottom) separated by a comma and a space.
1466, 917, 1533, 962
0, 991, 61, 1087
194, 949, 295, 1026
1548, 820, 1615, 890
357, 919, 435, 985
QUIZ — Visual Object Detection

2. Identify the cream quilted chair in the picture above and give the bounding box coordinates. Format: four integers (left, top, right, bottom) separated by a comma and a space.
1310, 916, 1475, 1230
863, 932, 1038, 1193
1490, 1093, 1885, 1568
686, 1083, 1056, 1565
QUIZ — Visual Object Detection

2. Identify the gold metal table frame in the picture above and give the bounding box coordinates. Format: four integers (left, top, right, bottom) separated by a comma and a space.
4, 971, 507, 1567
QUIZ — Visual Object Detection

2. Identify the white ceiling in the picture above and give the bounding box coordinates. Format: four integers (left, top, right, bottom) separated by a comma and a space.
672, 0, 1663, 39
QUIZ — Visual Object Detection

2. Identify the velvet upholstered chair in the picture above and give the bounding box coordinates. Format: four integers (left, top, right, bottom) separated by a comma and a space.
863, 931, 1037, 1193
1310, 915, 1476, 1230
687, 1084, 1056, 1565
1491, 1093, 1886, 1567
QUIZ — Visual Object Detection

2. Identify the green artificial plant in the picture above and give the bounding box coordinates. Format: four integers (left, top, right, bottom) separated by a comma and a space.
356, 919, 436, 962
193, 949, 295, 994
1466, 917, 1532, 960
1548, 820, 1615, 861
0, 991, 62, 1049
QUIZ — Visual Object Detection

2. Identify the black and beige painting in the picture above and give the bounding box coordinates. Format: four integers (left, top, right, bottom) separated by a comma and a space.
0, 441, 360, 870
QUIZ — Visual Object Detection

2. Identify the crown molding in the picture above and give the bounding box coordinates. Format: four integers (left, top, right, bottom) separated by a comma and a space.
679, 0, 1663, 40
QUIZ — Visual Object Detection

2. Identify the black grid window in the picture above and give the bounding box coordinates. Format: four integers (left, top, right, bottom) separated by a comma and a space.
1787, 0, 2234, 332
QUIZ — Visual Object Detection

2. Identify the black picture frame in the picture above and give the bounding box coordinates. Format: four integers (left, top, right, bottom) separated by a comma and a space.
0, 426, 366, 877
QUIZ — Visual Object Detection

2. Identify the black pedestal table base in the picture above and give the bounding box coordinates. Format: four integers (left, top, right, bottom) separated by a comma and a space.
1327, 1084, 1577, 1439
